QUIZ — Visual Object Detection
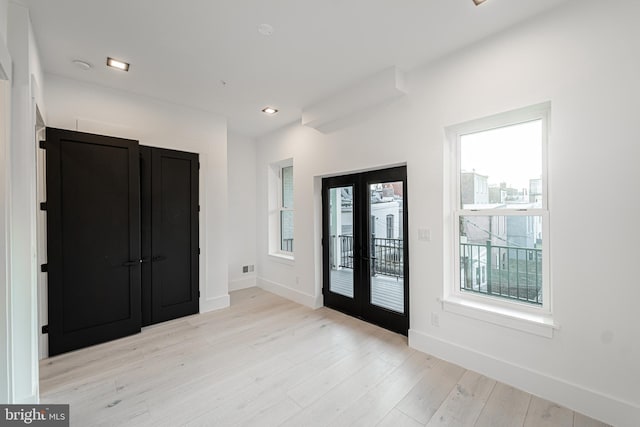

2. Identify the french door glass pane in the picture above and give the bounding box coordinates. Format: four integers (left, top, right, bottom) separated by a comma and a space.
369, 182, 404, 313
329, 186, 354, 298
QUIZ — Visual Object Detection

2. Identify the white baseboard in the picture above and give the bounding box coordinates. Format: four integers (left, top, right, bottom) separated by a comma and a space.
409, 329, 639, 427
257, 277, 321, 309
199, 294, 230, 313
229, 276, 256, 292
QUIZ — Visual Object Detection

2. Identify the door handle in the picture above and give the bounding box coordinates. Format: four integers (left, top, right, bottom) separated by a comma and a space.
152, 255, 167, 262
122, 260, 141, 267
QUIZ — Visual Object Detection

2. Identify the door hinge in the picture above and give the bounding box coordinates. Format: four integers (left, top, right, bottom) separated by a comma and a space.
41, 325, 49, 334
39, 140, 46, 149
40, 264, 48, 273
40, 202, 47, 211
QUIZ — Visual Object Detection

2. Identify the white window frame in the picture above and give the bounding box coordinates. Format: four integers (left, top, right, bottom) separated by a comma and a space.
268, 158, 294, 260
444, 103, 554, 336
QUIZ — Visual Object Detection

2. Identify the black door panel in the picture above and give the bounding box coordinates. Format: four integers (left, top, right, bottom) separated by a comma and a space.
46, 128, 141, 356
142, 147, 199, 324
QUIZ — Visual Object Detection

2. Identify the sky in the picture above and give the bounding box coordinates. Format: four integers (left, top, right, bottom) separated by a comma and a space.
460, 119, 542, 190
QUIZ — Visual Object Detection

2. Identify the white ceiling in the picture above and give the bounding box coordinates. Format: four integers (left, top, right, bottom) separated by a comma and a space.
23, 0, 572, 138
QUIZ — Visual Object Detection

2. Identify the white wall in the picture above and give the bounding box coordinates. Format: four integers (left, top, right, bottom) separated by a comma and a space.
227, 132, 257, 291
255, 1, 640, 425
44, 74, 230, 317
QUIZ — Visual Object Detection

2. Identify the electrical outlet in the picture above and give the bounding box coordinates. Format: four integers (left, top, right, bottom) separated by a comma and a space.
242, 265, 249, 273
248, 265, 254, 272
418, 228, 431, 242
431, 312, 440, 327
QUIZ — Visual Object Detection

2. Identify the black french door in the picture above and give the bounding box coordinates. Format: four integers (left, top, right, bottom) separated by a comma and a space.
322, 166, 409, 335
46, 128, 141, 356
140, 146, 199, 326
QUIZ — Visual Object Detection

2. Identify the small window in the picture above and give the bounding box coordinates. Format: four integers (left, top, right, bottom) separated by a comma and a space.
449, 103, 550, 311
269, 159, 294, 258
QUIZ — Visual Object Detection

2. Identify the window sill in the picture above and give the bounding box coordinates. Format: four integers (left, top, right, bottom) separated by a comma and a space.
268, 252, 295, 265
441, 296, 557, 338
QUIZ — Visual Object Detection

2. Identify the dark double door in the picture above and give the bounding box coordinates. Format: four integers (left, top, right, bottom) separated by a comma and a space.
322, 166, 409, 335
140, 146, 199, 326
46, 128, 199, 356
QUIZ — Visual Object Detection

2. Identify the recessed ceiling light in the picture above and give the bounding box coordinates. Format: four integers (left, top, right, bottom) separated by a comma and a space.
106, 57, 130, 71
257, 24, 274, 36
262, 107, 278, 115
473, 0, 488, 5
72, 59, 92, 71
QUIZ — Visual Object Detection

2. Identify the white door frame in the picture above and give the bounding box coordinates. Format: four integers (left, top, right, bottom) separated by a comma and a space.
0, 32, 14, 404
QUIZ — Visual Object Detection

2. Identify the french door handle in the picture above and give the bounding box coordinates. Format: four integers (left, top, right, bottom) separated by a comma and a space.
152, 255, 167, 262
122, 260, 141, 267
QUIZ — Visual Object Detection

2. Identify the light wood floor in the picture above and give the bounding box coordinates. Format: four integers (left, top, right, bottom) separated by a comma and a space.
40, 288, 608, 427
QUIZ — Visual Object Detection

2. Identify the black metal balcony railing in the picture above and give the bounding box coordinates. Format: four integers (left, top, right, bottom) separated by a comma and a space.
330, 235, 404, 279
460, 241, 542, 305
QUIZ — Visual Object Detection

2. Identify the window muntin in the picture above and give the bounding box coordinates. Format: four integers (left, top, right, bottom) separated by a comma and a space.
452, 103, 549, 311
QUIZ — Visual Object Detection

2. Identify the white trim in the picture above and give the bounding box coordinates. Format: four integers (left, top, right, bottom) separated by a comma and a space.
408, 329, 640, 427
0, 65, 12, 405
268, 158, 295, 259
199, 294, 230, 313
441, 296, 556, 338
268, 252, 295, 265
228, 277, 256, 292
446, 102, 551, 138
257, 277, 321, 309
278, 163, 294, 256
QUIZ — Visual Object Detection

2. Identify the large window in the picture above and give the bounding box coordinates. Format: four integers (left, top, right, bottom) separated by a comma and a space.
449, 103, 550, 312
